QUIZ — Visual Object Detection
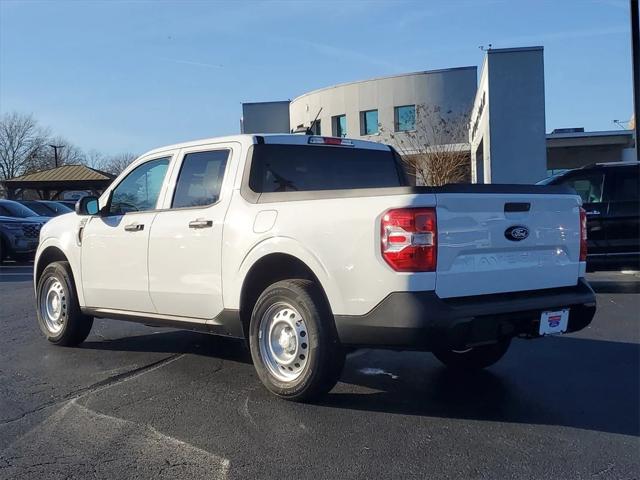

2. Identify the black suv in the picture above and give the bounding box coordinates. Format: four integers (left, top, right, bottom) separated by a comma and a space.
540, 162, 639, 271
0, 200, 48, 262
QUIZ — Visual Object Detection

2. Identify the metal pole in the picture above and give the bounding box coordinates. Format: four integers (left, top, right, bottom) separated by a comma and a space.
49, 144, 64, 168
631, 0, 640, 160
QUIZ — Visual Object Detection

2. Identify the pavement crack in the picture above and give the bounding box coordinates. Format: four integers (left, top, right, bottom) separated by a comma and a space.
0, 353, 185, 426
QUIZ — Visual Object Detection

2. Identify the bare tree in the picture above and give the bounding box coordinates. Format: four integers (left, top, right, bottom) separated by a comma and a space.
24, 136, 86, 173
0, 112, 50, 180
381, 104, 471, 186
87, 151, 137, 176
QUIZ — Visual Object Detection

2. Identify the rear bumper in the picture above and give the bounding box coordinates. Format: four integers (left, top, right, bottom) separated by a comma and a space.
334, 278, 596, 351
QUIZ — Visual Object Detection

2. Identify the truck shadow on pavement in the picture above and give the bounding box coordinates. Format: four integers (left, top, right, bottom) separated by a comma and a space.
588, 279, 640, 294
80, 330, 639, 438
328, 336, 639, 438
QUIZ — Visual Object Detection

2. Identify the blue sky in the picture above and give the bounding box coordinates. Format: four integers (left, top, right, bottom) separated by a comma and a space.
0, 0, 634, 155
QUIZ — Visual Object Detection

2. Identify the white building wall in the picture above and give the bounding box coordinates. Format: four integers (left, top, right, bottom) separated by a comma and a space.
289, 67, 477, 148
470, 47, 547, 184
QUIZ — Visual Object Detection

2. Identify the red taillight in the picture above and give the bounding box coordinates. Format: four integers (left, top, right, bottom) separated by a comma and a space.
308, 136, 354, 146
579, 207, 588, 262
381, 207, 437, 272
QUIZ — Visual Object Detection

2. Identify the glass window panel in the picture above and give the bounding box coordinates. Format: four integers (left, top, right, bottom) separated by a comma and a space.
332, 115, 347, 137
248, 144, 404, 192
110, 158, 170, 214
172, 150, 229, 208
361, 110, 378, 135
394, 105, 416, 132
562, 173, 604, 204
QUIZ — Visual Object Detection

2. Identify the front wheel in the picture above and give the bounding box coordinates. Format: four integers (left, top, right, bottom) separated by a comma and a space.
249, 279, 344, 402
36, 261, 93, 346
432, 338, 511, 370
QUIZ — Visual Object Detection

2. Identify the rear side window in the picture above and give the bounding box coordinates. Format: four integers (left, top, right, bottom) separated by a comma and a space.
562, 173, 604, 204
248, 144, 405, 193
172, 150, 229, 208
608, 168, 639, 202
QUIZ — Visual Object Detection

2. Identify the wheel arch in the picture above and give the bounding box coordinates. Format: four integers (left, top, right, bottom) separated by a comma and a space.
35, 246, 70, 285
238, 252, 335, 340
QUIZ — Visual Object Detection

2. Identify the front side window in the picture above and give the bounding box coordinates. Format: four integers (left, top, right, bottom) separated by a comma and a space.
109, 157, 170, 214
394, 105, 415, 132
562, 173, 604, 204
332, 115, 347, 137
172, 150, 229, 208
360, 110, 379, 135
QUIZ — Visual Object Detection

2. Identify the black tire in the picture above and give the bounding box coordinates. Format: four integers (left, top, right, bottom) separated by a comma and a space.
36, 261, 93, 346
432, 338, 511, 370
249, 279, 345, 402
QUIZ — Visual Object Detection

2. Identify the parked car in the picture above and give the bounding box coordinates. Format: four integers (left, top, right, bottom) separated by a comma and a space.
34, 134, 596, 401
538, 161, 639, 271
18, 200, 73, 217
0, 200, 48, 261
57, 200, 80, 210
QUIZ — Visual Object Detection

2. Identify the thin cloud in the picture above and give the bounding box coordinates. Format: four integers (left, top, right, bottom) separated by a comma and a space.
154, 56, 224, 69
495, 25, 628, 45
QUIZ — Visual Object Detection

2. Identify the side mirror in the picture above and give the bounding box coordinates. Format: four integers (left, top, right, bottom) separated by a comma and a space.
75, 196, 100, 216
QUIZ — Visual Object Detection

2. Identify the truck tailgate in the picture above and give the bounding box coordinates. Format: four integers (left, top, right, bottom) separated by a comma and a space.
435, 192, 582, 298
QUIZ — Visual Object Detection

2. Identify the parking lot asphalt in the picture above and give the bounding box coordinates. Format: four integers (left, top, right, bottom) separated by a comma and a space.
0, 263, 638, 480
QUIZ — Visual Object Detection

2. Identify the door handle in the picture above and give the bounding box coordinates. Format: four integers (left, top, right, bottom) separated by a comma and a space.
188, 219, 213, 229
124, 223, 144, 232
586, 210, 601, 216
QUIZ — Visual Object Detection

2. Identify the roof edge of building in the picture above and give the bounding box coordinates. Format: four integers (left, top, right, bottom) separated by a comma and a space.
487, 46, 543, 54
290, 66, 478, 103
5, 164, 114, 182
242, 100, 291, 106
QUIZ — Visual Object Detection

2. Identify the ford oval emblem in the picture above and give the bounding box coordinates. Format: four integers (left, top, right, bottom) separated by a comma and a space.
505, 225, 529, 241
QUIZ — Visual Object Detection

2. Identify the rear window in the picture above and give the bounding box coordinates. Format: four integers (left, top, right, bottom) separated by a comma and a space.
248, 144, 406, 193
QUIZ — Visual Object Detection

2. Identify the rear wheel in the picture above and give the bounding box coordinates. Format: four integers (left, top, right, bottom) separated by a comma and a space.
249, 279, 344, 402
432, 338, 511, 370
36, 261, 93, 346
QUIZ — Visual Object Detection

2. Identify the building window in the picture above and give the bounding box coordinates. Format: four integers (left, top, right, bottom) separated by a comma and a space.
360, 110, 379, 135
310, 119, 321, 135
394, 105, 415, 132
332, 114, 347, 137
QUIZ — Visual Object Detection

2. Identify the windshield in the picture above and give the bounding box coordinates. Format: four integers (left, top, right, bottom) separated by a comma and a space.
40, 201, 72, 215
536, 174, 563, 185
0, 201, 39, 218
47, 202, 73, 213
20, 201, 53, 216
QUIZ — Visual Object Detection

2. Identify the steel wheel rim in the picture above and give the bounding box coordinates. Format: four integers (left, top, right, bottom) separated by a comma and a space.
40, 276, 67, 334
258, 302, 309, 382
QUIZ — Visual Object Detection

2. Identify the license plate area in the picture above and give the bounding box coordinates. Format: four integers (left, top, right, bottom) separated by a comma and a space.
539, 309, 569, 335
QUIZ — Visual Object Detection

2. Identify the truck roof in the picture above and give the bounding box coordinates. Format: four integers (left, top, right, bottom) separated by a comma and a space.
141, 134, 391, 158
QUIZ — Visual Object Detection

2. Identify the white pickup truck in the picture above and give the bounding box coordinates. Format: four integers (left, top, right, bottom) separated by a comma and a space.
34, 134, 596, 401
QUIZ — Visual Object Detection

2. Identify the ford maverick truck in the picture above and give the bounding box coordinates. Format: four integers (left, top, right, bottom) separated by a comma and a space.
34, 134, 596, 401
